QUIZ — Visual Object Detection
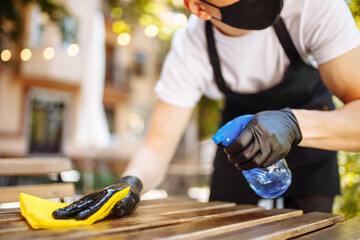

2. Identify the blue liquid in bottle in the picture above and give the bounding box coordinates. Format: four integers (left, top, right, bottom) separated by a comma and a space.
213, 115, 292, 199
242, 158, 291, 198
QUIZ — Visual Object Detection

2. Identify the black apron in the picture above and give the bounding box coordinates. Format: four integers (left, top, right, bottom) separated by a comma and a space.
206, 19, 340, 203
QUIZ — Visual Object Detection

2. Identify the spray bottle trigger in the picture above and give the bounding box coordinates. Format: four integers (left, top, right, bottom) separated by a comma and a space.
212, 114, 254, 147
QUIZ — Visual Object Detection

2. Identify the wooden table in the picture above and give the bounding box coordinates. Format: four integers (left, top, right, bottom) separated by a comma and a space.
0, 198, 359, 240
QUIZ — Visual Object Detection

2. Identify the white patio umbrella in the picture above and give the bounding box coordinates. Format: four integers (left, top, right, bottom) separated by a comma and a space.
72, 10, 111, 155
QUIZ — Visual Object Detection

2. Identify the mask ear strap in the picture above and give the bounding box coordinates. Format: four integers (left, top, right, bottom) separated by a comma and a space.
209, 15, 222, 22
200, 0, 222, 21
200, 0, 220, 9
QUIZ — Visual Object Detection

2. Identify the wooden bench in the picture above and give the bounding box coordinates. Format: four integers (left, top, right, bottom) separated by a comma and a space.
0, 158, 75, 204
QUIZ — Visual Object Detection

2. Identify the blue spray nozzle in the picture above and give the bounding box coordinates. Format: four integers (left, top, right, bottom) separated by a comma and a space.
212, 114, 254, 147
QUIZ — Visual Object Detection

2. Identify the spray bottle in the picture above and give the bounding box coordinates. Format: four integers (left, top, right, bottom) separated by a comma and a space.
212, 115, 291, 198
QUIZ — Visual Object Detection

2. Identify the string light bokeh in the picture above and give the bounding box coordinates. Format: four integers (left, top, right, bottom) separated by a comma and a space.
43, 47, 55, 60
20, 48, 32, 62
0, 49, 11, 62
1, 1, 188, 63
117, 33, 132, 46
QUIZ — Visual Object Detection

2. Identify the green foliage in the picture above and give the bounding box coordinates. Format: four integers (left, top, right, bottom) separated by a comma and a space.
348, 0, 360, 28
333, 95, 360, 219
107, 0, 187, 21
197, 97, 223, 140
105, 0, 189, 42
0, 0, 69, 42
334, 151, 360, 219
331, 0, 360, 220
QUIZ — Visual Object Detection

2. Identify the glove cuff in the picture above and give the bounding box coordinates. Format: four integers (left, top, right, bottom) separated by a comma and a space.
281, 107, 303, 145
117, 176, 143, 193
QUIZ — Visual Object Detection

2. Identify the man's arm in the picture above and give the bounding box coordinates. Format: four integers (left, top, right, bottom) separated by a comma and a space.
53, 100, 194, 219
121, 100, 195, 193
293, 46, 360, 152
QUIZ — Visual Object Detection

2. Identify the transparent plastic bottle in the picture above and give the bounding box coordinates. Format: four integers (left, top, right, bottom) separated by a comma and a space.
242, 158, 291, 198
213, 115, 292, 198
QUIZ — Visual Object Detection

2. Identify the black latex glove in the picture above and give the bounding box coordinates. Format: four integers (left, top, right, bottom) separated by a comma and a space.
224, 108, 302, 170
52, 176, 142, 220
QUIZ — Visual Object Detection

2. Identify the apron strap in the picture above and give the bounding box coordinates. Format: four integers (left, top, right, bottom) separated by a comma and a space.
273, 18, 301, 63
205, 18, 302, 95
205, 21, 231, 94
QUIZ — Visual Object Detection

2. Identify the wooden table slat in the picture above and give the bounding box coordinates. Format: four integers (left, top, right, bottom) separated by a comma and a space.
0, 200, 235, 225
0, 198, 209, 223
0, 204, 264, 240
0, 183, 75, 204
0, 221, 30, 234
294, 216, 360, 240
138, 197, 195, 207
0, 208, 21, 214
90, 209, 302, 240
196, 212, 344, 240
0, 197, 194, 219
0, 198, 235, 231
0, 212, 23, 223
128, 200, 236, 218
0, 158, 72, 176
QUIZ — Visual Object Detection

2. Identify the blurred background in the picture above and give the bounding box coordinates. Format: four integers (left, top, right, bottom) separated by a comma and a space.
0, 0, 359, 219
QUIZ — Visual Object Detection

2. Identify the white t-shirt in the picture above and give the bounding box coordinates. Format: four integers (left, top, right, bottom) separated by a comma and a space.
155, 0, 360, 108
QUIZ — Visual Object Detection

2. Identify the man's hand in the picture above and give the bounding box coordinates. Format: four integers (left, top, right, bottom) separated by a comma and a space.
224, 108, 302, 170
52, 176, 142, 220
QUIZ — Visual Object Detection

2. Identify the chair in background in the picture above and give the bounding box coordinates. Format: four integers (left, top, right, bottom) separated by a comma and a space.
0, 157, 75, 205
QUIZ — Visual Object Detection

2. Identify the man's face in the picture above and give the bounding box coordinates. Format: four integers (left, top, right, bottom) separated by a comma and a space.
200, 0, 283, 32
199, 0, 252, 36
207, 0, 239, 7
201, 0, 239, 20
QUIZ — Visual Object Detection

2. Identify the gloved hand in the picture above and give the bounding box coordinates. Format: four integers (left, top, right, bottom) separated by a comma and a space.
52, 176, 142, 220
223, 108, 302, 170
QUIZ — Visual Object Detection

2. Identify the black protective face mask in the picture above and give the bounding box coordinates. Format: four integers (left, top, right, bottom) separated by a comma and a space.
201, 0, 284, 30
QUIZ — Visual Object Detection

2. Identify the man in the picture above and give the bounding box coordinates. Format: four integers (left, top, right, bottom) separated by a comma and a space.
53, 0, 360, 220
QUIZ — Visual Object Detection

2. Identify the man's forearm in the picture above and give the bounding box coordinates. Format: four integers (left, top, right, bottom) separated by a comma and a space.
121, 145, 171, 194
293, 99, 360, 152
120, 101, 195, 194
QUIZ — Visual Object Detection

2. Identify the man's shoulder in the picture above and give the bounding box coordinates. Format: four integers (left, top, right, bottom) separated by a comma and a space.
281, 0, 353, 41
282, 0, 358, 65
173, 15, 205, 41
170, 15, 206, 54
282, 0, 348, 20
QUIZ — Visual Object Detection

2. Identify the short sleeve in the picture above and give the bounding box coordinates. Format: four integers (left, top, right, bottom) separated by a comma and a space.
155, 17, 209, 108
302, 0, 360, 65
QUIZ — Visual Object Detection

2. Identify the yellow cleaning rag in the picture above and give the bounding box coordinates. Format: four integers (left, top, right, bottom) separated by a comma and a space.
19, 187, 130, 229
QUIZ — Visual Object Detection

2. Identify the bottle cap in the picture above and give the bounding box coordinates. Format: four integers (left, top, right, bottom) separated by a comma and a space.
212, 132, 224, 144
